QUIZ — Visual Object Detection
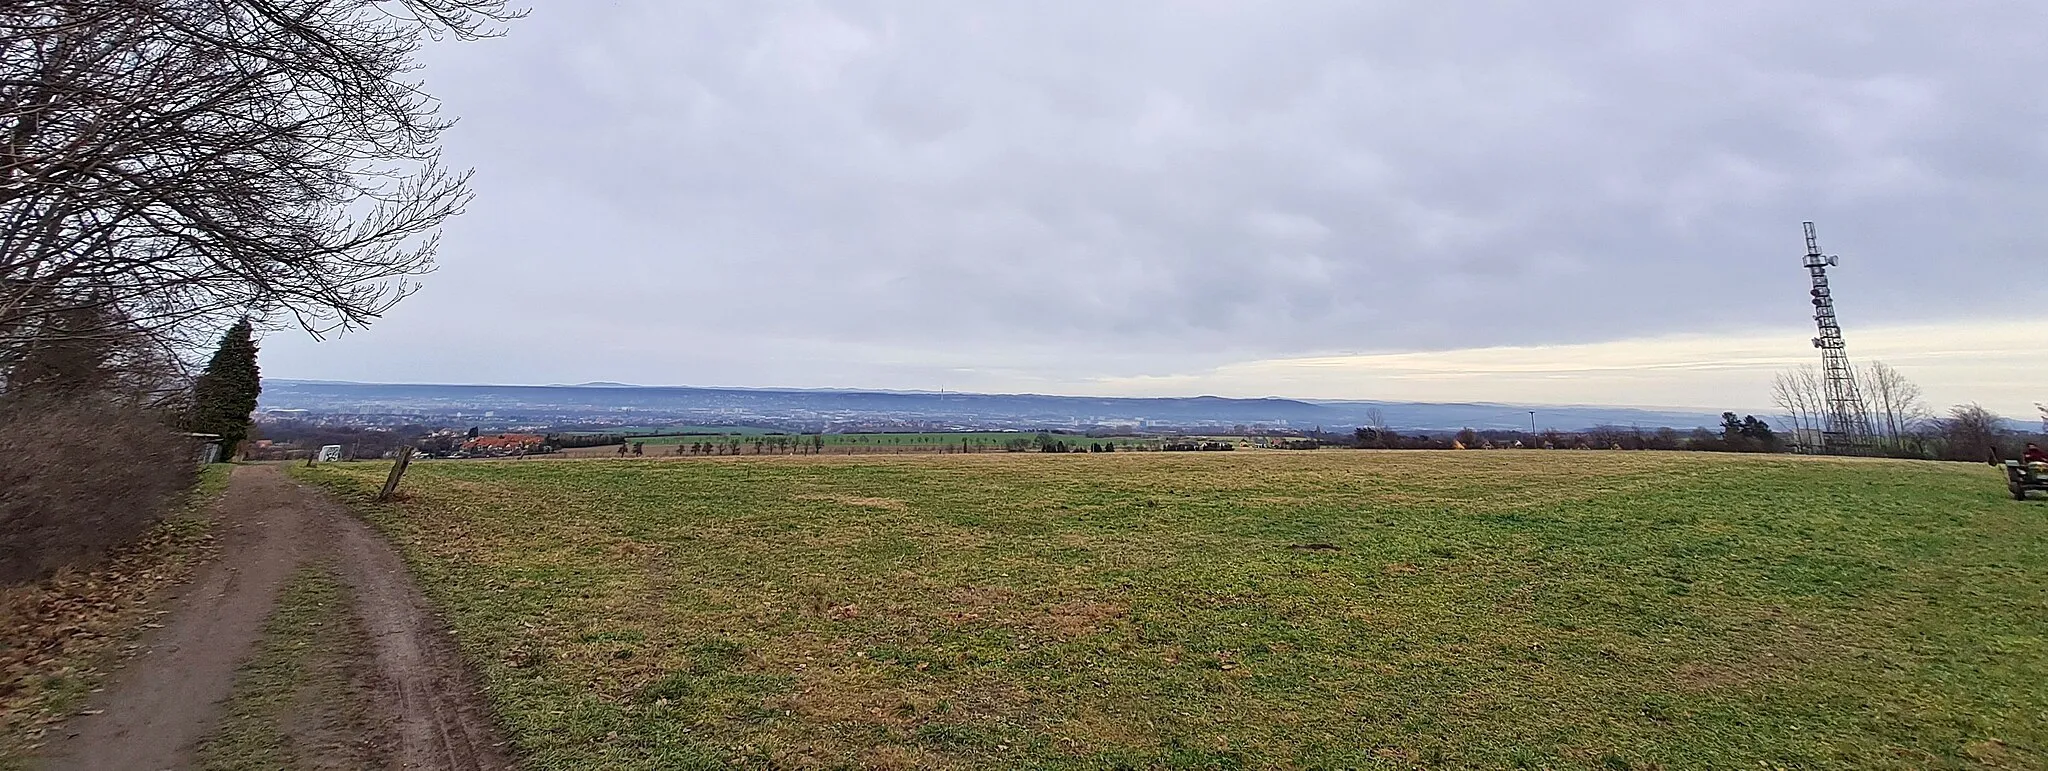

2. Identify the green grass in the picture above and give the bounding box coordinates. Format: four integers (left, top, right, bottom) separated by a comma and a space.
192, 462, 234, 503
198, 567, 383, 771
293, 452, 2048, 769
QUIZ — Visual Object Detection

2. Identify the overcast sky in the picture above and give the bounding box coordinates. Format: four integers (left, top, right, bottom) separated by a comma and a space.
265, 1, 2048, 414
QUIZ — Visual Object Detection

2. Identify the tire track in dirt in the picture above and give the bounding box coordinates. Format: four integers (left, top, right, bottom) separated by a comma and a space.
326, 487, 509, 771
35, 464, 510, 770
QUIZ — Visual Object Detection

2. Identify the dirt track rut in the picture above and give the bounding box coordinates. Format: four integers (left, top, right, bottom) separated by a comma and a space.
36, 464, 510, 771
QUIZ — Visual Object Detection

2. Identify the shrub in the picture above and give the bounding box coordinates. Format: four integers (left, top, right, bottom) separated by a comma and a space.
0, 399, 198, 584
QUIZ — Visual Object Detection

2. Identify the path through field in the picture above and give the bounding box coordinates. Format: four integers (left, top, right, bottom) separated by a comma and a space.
34, 465, 508, 771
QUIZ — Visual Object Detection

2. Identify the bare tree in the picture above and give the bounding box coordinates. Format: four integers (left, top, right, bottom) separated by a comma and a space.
1360, 407, 1391, 448
4, 301, 184, 406
1771, 365, 1825, 449
0, 0, 523, 376
1859, 361, 1927, 449
1939, 403, 2004, 463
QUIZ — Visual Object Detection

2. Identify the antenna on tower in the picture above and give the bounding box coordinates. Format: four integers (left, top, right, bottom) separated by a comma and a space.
1802, 221, 1873, 453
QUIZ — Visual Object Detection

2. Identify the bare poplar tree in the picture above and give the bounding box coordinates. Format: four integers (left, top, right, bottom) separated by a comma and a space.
0, 0, 523, 378
1859, 361, 1927, 449
1771, 365, 1824, 448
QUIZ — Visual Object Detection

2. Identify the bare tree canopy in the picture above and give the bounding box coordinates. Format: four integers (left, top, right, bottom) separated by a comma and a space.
1771, 365, 1824, 447
4, 300, 184, 404
0, 0, 523, 376
1774, 360, 1932, 456
1860, 361, 1928, 447
1939, 403, 2004, 463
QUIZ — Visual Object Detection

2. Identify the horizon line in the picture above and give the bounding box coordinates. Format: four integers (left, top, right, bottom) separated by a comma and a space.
261, 377, 1748, 416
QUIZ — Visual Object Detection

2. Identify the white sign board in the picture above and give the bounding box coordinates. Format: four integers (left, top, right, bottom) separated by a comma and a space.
318, 444, 343, 462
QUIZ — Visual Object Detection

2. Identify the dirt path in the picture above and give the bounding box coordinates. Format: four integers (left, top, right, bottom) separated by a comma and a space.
327, 492, 509, 771
35, 465, 510, 771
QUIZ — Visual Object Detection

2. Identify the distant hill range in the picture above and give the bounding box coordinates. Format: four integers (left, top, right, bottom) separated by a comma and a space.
259, 380, 1734, 433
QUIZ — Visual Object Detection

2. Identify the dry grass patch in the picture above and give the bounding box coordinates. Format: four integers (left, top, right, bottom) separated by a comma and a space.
793, 493, 910, 511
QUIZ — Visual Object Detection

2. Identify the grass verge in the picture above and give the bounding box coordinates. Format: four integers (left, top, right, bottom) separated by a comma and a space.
295, 452, 2048, 769
197, 566, 386, 771
0, 464, 232, 769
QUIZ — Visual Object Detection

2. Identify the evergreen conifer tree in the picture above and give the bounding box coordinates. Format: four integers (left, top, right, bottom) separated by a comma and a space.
190, 319, 261, 459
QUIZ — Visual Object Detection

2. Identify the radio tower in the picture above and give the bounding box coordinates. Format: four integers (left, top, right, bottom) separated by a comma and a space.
1802, 221, 1872, 453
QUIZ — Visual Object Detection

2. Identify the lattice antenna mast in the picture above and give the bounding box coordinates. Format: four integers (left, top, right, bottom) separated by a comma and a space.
1804, 221, 1873, 452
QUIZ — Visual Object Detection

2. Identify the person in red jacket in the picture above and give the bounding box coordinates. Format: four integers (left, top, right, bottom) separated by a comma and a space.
2024, 443, 2048, 465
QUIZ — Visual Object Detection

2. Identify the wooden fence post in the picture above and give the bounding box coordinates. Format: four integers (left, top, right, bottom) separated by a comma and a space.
377, 445, 415, 502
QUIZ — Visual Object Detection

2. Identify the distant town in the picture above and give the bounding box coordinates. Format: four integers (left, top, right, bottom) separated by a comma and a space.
257, 379, 1731, 437
238, 379, 1764, 461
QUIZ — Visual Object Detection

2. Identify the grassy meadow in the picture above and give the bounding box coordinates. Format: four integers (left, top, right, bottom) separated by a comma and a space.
292, 452, 2048, 769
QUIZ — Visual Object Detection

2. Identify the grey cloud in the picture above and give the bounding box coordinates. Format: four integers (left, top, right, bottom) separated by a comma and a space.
266, 1, 2048, 391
